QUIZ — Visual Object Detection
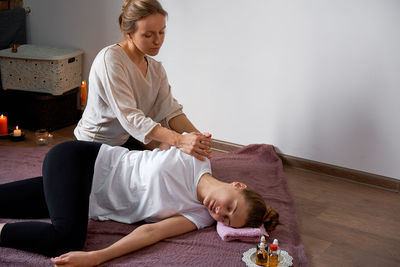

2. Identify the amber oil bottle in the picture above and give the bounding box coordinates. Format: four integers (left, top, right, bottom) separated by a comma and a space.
268, 243, 279, 267
255, 235, 268, 266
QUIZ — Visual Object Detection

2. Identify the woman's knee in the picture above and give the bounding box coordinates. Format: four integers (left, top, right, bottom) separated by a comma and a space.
43, 141, 77, 171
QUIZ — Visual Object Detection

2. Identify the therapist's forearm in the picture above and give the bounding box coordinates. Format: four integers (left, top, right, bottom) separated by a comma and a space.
168, 114, 199, 134
147, 124, 212, 161
147, 125, 181, 147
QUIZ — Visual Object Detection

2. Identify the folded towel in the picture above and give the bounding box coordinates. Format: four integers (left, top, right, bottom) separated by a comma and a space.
216, 222, 268, 242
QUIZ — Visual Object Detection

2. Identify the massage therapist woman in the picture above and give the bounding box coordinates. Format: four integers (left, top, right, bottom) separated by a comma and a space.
74, 0, 211, 161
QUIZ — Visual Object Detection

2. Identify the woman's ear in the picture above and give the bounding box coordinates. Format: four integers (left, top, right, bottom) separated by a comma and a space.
231, 181, 247, 189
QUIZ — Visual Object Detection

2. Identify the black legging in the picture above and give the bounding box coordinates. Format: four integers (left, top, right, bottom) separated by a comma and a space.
0, 140, 101, 257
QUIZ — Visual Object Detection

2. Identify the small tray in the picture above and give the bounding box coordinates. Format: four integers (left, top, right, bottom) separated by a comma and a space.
242, 248, 293, 267
9, 132, 25, 141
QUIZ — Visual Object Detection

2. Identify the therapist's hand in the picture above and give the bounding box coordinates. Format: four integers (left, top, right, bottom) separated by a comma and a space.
178, 132, 212, 161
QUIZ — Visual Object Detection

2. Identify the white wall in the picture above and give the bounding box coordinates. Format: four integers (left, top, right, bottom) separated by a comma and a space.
24, 0, 400, 179
24, 0, 124, 80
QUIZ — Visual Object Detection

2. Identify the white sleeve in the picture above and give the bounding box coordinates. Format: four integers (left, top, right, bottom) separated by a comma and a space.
153, 64, 184, 124
181, 209, 215, 229
99, 49, 159, 144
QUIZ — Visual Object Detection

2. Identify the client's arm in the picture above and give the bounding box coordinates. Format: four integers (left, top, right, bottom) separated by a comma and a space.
50, 215, 197, 266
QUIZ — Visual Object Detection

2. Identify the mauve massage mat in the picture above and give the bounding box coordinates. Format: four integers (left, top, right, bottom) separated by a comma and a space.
0, 144, 308, 266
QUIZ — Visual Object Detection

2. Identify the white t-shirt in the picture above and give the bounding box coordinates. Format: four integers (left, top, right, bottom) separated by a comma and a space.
89, 145, 215, 229
74, 44, 183, 146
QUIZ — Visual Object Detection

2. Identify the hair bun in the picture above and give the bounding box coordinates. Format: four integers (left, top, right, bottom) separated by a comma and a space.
263, 207, 281, 232
122, 0, 133, 10
119, 0, 167, 34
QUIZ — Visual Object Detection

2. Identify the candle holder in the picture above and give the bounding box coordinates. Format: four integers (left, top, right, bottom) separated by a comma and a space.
48, 133, 54, 142
10, 131, 25, 141
35, 129, 49, 145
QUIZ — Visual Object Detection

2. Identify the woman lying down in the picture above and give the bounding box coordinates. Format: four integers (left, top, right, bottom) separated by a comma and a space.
0, 140, 280, 266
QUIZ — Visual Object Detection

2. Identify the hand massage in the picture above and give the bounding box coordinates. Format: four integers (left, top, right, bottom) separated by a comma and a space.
0, 0, 307, 266
0, 140, 280, 266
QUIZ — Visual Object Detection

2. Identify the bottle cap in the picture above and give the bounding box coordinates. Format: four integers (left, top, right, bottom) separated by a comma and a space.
258, 235, 266, 249
270, 244, 278, 251
273, 239, 279, 245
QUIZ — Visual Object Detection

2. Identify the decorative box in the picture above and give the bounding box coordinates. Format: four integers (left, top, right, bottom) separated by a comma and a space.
0, 44, 83, 95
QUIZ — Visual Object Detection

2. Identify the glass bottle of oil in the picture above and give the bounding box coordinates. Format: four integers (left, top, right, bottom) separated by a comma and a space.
272, 239, 281, 261
268, 243, 279, 267
255, 235, 268, 266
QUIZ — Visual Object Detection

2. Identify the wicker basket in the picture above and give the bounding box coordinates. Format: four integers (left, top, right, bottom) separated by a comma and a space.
0, 44, 83, 95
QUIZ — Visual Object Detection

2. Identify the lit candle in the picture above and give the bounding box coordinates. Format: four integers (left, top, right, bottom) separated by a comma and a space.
13, 125, 22, 137
80, 80, 87, 106
0, 114, 7, 135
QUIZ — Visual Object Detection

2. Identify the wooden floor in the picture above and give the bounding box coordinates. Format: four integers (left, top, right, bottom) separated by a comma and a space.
285, 166, 400, 267
1, 125, 399, 266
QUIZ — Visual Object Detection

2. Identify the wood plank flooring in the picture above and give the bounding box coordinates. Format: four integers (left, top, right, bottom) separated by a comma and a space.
285, 166, 400, 267
1, 125, 399, 266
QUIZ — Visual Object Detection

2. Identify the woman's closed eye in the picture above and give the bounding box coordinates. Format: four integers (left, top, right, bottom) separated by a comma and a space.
227, 203, 238, 226
143, 30, 165, 39
228, 202, 237, 215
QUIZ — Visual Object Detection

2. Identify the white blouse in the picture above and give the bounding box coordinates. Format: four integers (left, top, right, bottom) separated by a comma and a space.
89, 145, 215, 229
74, 44, 183, 146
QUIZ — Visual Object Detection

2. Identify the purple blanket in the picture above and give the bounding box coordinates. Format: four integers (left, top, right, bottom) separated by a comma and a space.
0, 144, 308, 266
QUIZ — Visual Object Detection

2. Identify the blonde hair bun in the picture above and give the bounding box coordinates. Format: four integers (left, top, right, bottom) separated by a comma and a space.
119, 0, 167, 34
